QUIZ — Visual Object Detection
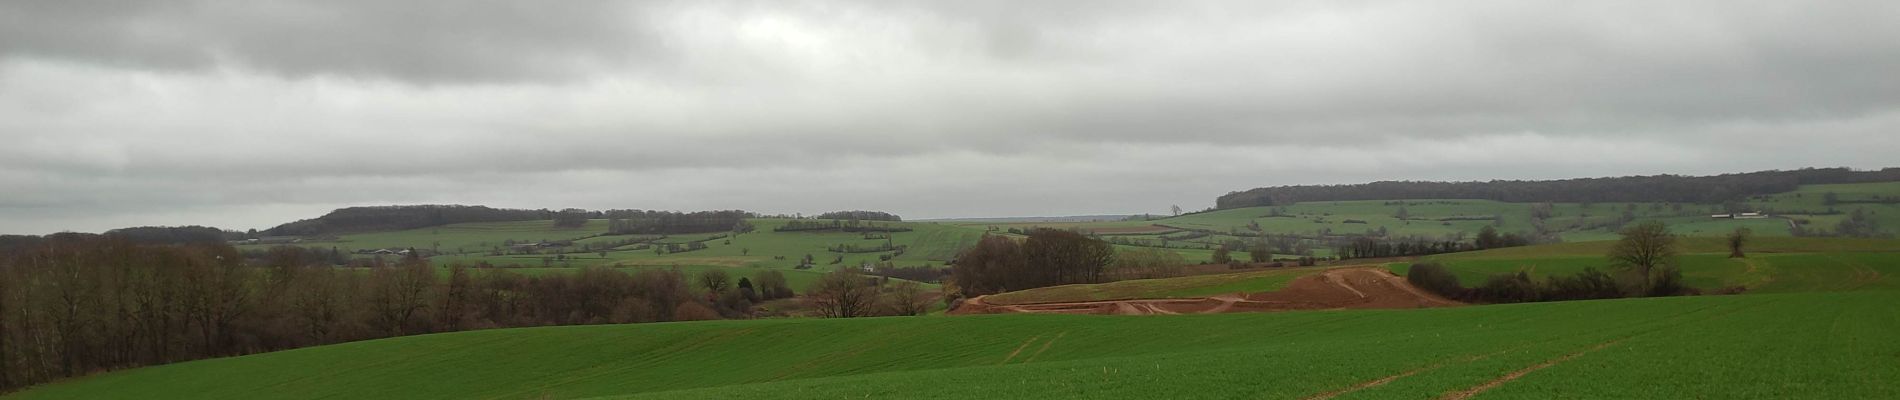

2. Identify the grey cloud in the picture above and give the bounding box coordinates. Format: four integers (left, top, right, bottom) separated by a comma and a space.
0, 0, 671, 83
3, 0, 1900, 234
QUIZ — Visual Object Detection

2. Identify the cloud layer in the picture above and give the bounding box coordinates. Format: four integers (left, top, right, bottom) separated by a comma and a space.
4, 0, 1899, 234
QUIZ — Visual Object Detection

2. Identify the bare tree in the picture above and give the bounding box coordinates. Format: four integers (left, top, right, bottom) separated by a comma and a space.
886, 281, 929, 316
1727, 227, 1751, 258
1609, 221, 1678, 291
697, 269, 731, 294
811, 268, 877, 318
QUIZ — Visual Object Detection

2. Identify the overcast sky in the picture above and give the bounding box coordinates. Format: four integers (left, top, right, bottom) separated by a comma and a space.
4, 1, 1899, 234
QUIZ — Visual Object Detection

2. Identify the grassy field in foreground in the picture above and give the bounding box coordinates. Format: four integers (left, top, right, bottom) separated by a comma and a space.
9, 290, 1895, 399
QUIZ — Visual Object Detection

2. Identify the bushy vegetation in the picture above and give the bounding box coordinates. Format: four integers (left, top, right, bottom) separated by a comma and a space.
0, 235, 743, 392
1107, 247, 1187, 280
951, 230, 1114, 297
1409, 221, 1699, 304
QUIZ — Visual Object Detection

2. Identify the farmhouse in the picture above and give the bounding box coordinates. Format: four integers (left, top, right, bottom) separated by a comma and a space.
1710, 212, 1768, 219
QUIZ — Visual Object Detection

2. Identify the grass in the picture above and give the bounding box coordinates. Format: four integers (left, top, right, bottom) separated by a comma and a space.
1387, 237, 1900, 293
949, 182, 1900, 255
11, 289, 1895, 399
255, 219, 989, 291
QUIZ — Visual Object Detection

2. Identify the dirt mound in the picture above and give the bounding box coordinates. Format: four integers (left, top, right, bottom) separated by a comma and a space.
950, 267, 1458, 316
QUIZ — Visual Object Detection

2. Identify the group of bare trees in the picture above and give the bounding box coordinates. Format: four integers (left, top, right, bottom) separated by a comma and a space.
951, 229, 1115, 297
0, 235, 722, 392
808, 268, 931, 318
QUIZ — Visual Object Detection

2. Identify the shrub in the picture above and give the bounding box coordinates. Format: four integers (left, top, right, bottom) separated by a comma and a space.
1541, 267, 1623, 301
1405, 262, 1465, 298
1473, 272, 1539, 303
1647, 266, 1692, 297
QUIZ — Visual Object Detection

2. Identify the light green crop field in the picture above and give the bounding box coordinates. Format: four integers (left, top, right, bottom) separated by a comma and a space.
11, 285, 1896, 399
959, 183, 1898, 255
1389, 237, 1900, 293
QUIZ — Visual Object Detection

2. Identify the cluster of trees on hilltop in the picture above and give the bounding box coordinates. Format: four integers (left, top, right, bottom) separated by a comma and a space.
264, 205, 552, 236
0, 235, 744, 392
604, 210, 755, 234
951, 230, 1115, 297
1217, 168, 1900, 209
102, 226, 242, 244
775, 219, 912, 233
813, 211, 902, 221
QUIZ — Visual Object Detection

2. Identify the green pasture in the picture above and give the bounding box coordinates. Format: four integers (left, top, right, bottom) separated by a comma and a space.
12, 288, 1895, 399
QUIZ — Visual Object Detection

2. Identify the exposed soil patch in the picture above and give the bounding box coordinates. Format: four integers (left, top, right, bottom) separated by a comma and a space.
950, 267, 1459, 316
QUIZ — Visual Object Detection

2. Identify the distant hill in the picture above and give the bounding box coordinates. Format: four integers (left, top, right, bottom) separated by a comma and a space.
263, 205, 552, 236
1217, 167, 1900, 209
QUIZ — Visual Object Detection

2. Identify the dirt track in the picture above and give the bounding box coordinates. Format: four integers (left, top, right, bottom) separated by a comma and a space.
950, 267, 1460, 316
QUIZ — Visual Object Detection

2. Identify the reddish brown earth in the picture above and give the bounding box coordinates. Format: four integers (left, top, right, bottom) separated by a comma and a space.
950, 267, 1459, 316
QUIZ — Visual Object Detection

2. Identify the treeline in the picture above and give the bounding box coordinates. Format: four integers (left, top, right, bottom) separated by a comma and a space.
102, 226, 240, 244
950, 230, 1114, 297
1217, 167, 1900, 209
1333, 226, 1535, 260
0, 235, 744, 392
864, 263, 951, 284
265, 205, 552, 236
1406, 221, 1702, 305
605, 210, 755, 234
775, 219, 912, 233
813, 211, 902, 222
1407, 262, 1691, 304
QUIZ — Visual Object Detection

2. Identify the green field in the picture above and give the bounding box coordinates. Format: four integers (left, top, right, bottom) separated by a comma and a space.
11, 288, 1894, 399
1392, 237, 1900, 292
245, 219, 992, 291
35, 183, 1894, 399
14, 236, 1900, 399
950, 182, 1899, 257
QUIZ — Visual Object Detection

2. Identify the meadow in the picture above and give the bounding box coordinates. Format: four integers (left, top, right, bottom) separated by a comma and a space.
1391, 237, 1900, 292
951, 182, 1900, 257
10, 287, 1893, 399
69, 183, 1886, 399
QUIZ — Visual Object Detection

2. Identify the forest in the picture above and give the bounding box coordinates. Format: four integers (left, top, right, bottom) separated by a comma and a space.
1217, 167, 1900, 208
0, 234, 767, 392
603, 210, 756, 234
263, 205, 554, 236
813, 211, 903, 221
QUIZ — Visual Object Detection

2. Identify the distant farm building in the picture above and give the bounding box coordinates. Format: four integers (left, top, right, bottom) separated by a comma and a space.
1710, 212, 1768, 219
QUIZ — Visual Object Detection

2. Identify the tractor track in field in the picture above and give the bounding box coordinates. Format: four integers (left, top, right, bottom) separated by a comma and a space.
1301, 349, 1517, 400
1438, 339, 1625, 400
949, 267, 1459, 316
